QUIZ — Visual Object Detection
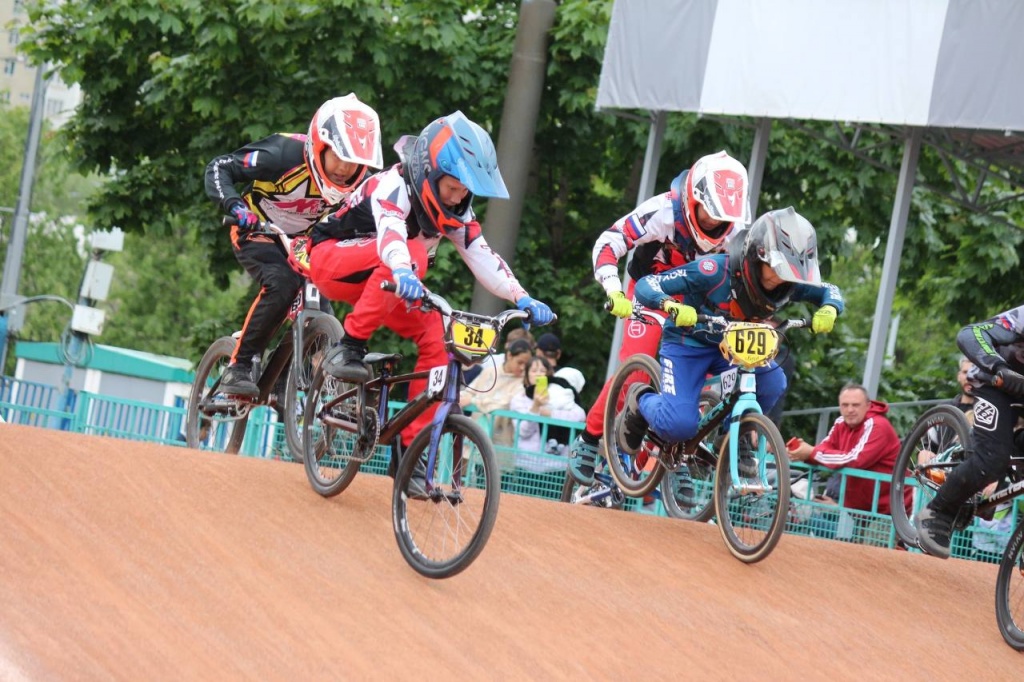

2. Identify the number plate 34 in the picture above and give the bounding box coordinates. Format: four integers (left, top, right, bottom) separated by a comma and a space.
452, 321, 497, 356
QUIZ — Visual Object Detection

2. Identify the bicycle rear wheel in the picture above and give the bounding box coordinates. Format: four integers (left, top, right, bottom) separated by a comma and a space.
714, 412, 789, 563
603, 354, 665, 497
393, 413, 499, 579
889, 405, 972, 547
995, 522, 1024, 651
302, 364, 364, 497
283, 315, 343, 463
660, 393, 720, 523
186, 336, 249, 454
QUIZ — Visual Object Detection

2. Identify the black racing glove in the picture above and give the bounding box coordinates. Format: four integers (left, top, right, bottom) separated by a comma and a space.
994, 366, 1024, 397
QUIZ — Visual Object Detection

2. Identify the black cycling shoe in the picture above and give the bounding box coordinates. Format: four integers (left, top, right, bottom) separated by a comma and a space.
615, 384, 654, 455
324, 338, 370, 382
915, 504, 954, 559
219, 364, 259, 398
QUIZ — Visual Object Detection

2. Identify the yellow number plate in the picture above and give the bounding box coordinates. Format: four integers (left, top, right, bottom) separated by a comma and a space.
720, 323, 780, 369
452, 321, 497, 355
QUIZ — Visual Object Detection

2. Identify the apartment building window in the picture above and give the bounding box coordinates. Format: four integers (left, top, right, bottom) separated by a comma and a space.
3, 59, 15, 76
13, 0, 26, 16
8, 29, 19, 46
0, 92, 10, 104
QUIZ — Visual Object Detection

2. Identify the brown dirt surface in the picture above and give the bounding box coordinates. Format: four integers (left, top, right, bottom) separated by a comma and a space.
1, 423, 1020, 680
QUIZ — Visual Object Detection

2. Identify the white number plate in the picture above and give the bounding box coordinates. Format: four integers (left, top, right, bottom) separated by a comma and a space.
427, 365, 448, 398
720, 367, 738, 396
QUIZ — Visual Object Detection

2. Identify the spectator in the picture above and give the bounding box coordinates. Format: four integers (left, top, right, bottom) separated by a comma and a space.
510, 355, 586, 460
952, 356, 976, 419
460, 338, 534, 446
535, 332, 586, 404
787, 383, 912, 516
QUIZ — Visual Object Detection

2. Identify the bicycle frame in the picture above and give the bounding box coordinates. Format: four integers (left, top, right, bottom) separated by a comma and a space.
318, 288, 531, 492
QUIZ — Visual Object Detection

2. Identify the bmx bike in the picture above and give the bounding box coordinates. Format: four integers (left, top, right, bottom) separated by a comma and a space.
185, 220, 342, 459
301, 284, 549, 579
603, 314, 809, 563
889, 402, 1024, 650
559, 389, 721, 521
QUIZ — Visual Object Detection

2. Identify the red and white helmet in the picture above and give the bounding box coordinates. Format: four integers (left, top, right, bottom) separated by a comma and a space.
681, 151, 751, 253
304, 93, 383, 205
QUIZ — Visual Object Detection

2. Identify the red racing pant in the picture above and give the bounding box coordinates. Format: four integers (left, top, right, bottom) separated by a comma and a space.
583, 278, 666, 437
309, 237, 445, 447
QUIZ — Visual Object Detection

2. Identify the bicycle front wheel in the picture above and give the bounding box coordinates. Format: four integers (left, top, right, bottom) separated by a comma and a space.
714, 413, 789, 563
283, 315, 343, 463
186, 336, 249, 454
302, 364, 363, 497
889, 405, 972, 547
996, 522, 1024, 651
393, 413, 500, 579
603, 354, 665, 497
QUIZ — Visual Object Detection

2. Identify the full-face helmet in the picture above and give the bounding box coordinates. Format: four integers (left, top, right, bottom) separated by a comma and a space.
304, 93, 383, 205
670, 151, 751, 253
729, 206, 821, 319
399, 111, 508, 236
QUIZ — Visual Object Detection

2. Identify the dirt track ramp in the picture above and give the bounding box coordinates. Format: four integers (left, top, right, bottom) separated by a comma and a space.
0, 424, 1018, 679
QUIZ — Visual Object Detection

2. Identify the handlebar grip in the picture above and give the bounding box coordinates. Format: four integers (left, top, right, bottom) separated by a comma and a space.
222, 215, 238, 227
603, 301, 612, 312
380, 281, 397, 292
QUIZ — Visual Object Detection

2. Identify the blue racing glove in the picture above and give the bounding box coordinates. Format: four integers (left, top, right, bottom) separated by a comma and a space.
391, 267, 424, 302
516, 296, 555, 327
228, 200, 259, 231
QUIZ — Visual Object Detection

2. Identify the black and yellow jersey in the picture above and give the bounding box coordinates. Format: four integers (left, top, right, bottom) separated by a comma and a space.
205, 133, 336, 235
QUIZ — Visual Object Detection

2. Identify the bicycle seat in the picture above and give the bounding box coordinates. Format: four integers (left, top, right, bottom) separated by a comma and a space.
363, 352, 403, 366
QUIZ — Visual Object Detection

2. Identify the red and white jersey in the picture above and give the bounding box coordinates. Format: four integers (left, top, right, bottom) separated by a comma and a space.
313, 166, 527, 303
592, 191, 699, 296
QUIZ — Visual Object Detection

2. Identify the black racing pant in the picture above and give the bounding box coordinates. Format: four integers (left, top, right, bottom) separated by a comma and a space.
931, 384, 1021, 513
230, 232, 303, 367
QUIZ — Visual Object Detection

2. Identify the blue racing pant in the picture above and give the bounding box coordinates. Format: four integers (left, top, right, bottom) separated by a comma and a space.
637, 341, 787, 444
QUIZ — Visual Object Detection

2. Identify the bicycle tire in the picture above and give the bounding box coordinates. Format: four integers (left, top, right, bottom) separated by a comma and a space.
713, 412, 790, 563
283, 315, 343, 463
660, 393, 720, 523
392, 413, 500, 579
186, 336, 249, 454
302, 363, 362, 497
995, 521, 1024, 651
889, 404, 972, 548
603, 353, 665, 497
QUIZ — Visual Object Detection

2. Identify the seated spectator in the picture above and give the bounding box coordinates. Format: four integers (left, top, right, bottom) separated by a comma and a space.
460, 338, 534, 446
787, 383, 912, 516
535, 332, 586, 403
510, 355, 586, 466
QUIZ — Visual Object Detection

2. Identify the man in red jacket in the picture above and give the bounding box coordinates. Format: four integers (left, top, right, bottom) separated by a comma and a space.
787, 383, 912, 515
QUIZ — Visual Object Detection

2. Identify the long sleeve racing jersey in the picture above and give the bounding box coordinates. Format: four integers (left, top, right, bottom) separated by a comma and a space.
205, 133, 335, 235
312, 165, 528, 304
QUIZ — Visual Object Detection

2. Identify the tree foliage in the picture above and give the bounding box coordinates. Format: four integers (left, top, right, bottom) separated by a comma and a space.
16, 0, 1024, 416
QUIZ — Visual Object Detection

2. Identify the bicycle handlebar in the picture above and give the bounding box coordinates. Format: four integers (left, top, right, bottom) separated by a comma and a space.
381, 280, 548, 326
697, 314, 810, 334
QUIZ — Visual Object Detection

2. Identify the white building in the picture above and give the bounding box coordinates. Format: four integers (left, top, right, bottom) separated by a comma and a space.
1, 0, 81, 127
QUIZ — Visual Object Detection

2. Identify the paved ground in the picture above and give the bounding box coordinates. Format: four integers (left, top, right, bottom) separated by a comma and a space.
1, 423, 1020, 680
